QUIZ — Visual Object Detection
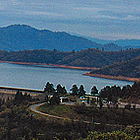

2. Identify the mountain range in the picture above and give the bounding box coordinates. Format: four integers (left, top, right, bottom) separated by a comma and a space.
0, 24, 139, 51
0, 25, 99, 51
0, 24, 139, 79
85, 36, 140, 47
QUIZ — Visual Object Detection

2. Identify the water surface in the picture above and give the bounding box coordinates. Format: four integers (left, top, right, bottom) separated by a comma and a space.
0, 63, 133, 93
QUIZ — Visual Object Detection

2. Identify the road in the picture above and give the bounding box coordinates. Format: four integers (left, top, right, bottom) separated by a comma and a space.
29, 102, 92, 123
29, 102, 125, 126
29, 102, 69, 120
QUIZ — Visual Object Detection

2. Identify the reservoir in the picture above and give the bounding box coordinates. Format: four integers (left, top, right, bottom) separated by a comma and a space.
0, 63, 133, 93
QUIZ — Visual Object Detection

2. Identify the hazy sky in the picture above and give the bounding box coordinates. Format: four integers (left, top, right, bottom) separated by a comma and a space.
0, 0, 140, 40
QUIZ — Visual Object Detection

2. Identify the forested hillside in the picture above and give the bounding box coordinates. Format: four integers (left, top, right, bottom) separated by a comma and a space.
0, 49, 71, 64
90, 56, 140, 78
0, 25, 100, 51
1, 25, 139, 51
0, 48, 140, 68
57, 48, 140, 68
0, 48, 139, 78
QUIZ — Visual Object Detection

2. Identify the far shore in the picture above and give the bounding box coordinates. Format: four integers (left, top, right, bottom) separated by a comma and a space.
0, 60, 139, 82
0, 60, 99, 71
48, 64, 99, 70
83, 72, 140, 82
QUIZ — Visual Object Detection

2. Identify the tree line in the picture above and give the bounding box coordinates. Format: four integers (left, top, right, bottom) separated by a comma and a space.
44, 81, 139, 97
100, 81, 140, 104
44, 82, 99, 96
42, 81, 140, 106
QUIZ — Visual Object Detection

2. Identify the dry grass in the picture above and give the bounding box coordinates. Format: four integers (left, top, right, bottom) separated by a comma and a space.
83, 73, 140, 82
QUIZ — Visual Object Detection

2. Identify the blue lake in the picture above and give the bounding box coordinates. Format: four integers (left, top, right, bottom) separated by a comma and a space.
0, 63, 133, 93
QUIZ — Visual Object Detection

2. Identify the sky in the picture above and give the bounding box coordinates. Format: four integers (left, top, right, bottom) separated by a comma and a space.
0, 0, 140, 40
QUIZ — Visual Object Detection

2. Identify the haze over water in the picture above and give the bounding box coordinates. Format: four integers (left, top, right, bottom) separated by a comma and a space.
0, 63, 133, 93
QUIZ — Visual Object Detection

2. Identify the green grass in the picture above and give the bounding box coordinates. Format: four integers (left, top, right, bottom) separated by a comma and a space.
37, 103, 140, 126
38, 104, 77, 118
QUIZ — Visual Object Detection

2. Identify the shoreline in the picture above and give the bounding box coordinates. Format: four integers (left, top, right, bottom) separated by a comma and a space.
83, 72, 139, 82
0, 60, 99, 71
0, 60, 139, 82
47, 64, 99, 70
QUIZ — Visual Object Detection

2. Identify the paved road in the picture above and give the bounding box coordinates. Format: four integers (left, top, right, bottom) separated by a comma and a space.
29, 102, 70, 120
29, 102, 124, 126
29, 102, 92, 123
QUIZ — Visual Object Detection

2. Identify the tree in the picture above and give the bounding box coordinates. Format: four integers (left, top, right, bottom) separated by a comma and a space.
70, 84, 78, 96
56, 84, 67, 95
49, 94, 60, 105
91, 86, 98, 96
79, 85, 86, 97
99, 86, 110, 99
15, 91, 23, 104
56, 84, 63, 95
99, 98, 103, 108
23, 92, 31, 101
45, 95, 49, 102
44, 82, 50, 93
85, 127, 140, 140
62, 86, 67, 94
14, 91, 31, 104
0, 98, 2, 111
44, 82, 55, 94
90, 98, 96, 107
121, 85, 132, 99
87, 97, 90, 104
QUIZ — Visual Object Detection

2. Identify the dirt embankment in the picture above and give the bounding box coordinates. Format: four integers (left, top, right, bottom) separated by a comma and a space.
0, 61, 98, 70
83, 72, 140, 82
48, 64, 99, 70
0, 61, 42, 66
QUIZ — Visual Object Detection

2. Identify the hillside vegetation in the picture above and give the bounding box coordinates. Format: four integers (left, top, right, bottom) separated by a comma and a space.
88, 36, 140, 47
0, 48, 139, 79
1, 24, 139, 51
0, 25, 100, 51
90, 56, 140, 78
0, 48, 140, 68
0, 89, 139, 139
57, 48, 140, 68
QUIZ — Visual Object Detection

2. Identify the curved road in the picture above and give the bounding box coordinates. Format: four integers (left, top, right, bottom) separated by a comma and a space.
29, 101, 140, 128
30, 102, 134, 128
29, 102, 92, 123
29, 102, 69, 120
29, 102, 122, 126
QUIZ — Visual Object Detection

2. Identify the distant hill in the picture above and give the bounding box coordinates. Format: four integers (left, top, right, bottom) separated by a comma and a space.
0, 24, 100, 51
1, 24, 139, 52
80, 36, 111, 45
84, 37, 140, 49
114, 39, 140, 47
90, 56, 140, 78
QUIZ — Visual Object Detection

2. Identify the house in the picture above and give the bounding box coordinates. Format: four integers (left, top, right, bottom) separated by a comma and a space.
60, 97, 69, 103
